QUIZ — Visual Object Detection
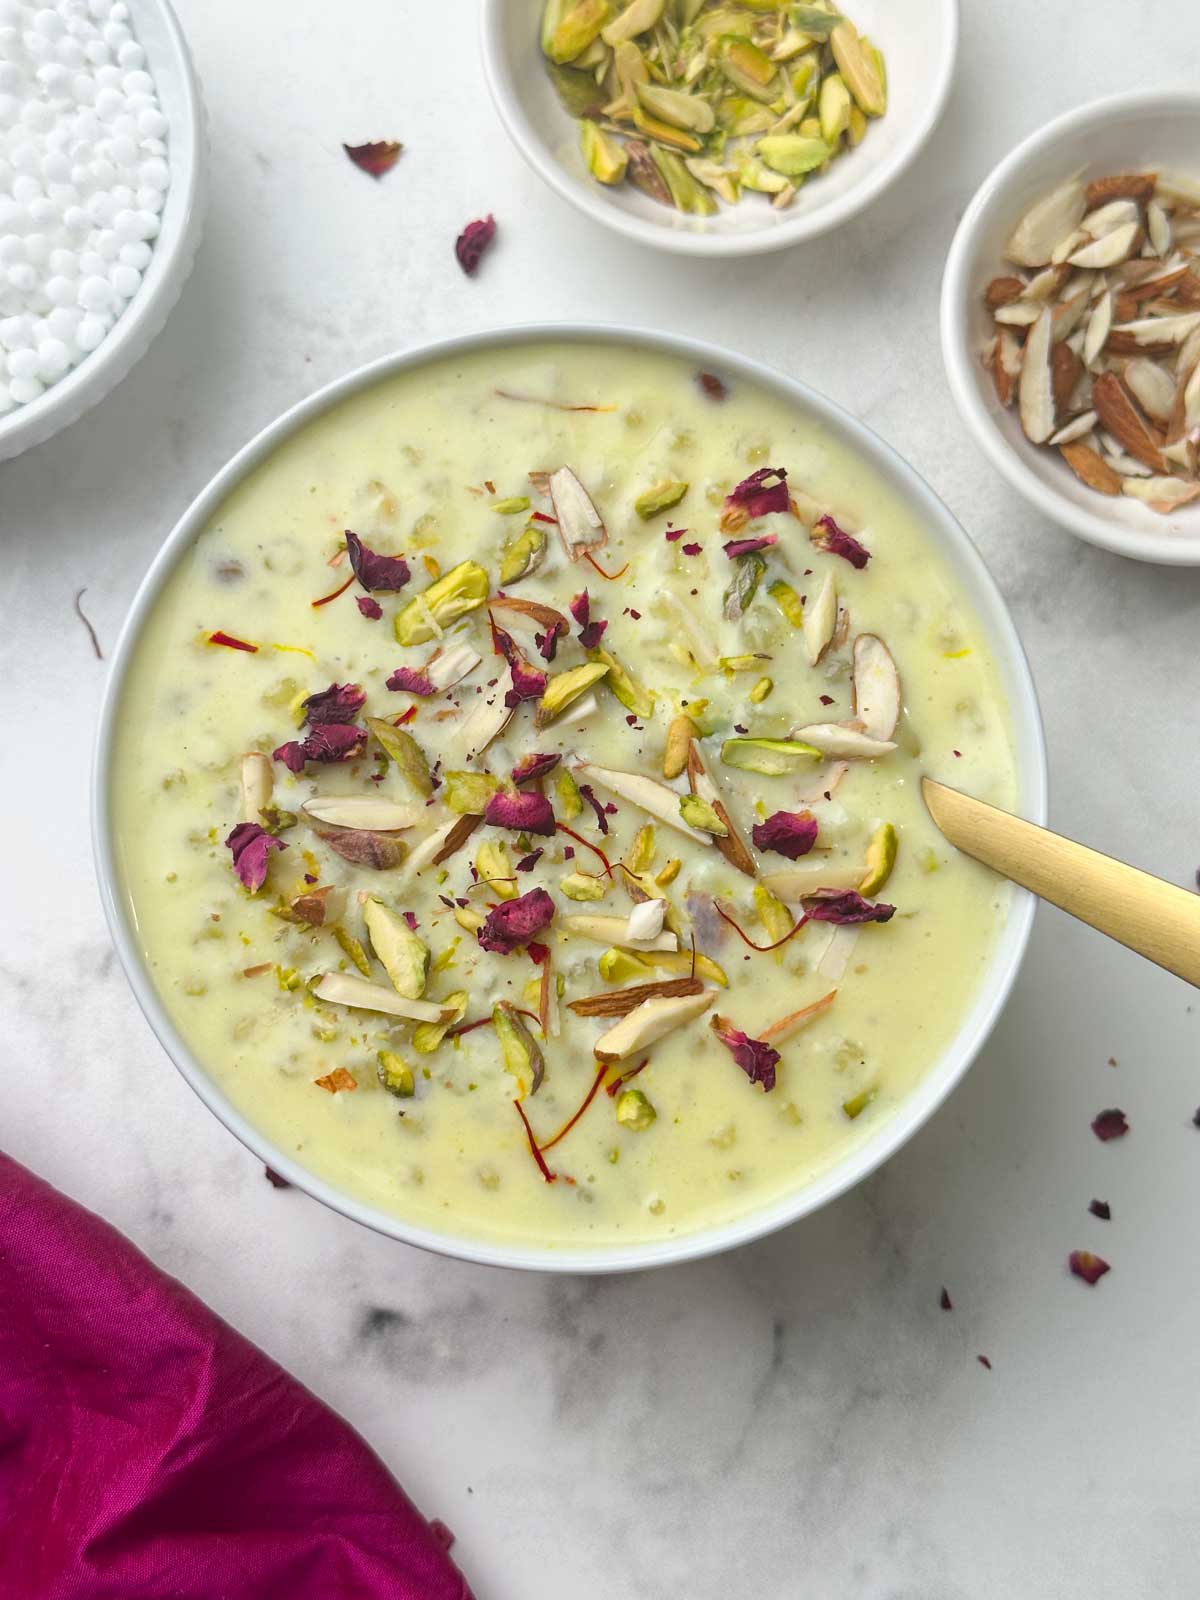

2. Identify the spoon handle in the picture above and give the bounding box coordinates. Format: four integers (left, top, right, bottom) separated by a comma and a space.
922, 777, 1200, 989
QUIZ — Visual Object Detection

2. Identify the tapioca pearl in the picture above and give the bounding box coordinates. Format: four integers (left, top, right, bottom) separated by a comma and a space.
86, 0, 109, 17
110, 109, 137, 136
6, 343, 41, 380
22, 30, 53, 61
44, 272, 74, 304
54, 36, 84, 68
22, 231, 49, 264
94, 85, 122, 120
21, 98, 56, 132
45, 181, 76, 210
88, 155, 115, 185
112, 2, 131, 20
116, 40, 142, 70
48, 246, 76, 274
27, 196, 58, 227
95, 62, 123, 88
108, 182, 133, 209
77, 272, 111, 312
101, 23, 130, 53
6, 261, 37, 292
9, 373, 43, 403
106, 132, 135, 166
95, 229, 119, 259
85, 188, 115, 224
78, 248, 105, 276
36, 61, 73, 97
121, 68, 151, 99
32, 9, 66, 40
0, 60, 21, 92
0, 94, 21, 128
135, 206, 156, 238
41, 147, 70, 182
45, 303, 79, 340
68, 161, 92, 189
74, 310, 104, 350
140, 135, 165, 157
138, 153, 167, 190
117, 236, 147, 268
61, 203, 88, 234
11, 173, 41, 203
0, 197, 23, 234
112, 204, 141, 241
82, 39, 105, 67
36, 334, 68, 377
0, 1, 22, 27
135, 184, 162, 213
109, 258, 136, 297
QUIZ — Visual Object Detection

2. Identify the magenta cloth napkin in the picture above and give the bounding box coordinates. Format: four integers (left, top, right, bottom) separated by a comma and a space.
0, 1153, 474, 1600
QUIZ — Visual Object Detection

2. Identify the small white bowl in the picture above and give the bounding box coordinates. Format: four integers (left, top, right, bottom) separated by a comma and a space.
481, 0, 958, 257
93, 324, 1046, 1274
0, 0, 207, 463
941, 90, 1200, 566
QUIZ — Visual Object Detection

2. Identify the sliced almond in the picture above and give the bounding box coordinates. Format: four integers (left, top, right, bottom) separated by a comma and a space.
1059, 441, 1122, 495
985, 275, 1026, 309
240, 751, 273, 824
761, 858, 864, 902
1098, 432, 1153, 476
302, 796, 419, 831
592, 988, 715, 1064
457, 669, 514, 760
426, 643, 482, 692
1051, 228, 1087, 265
1080, 199, 1140, 238
1068, 220, 1141, 269
802, 569, 838, 665
1052, 289, 1090, 343
1147, 200, 1172, 257
314, 973, 456, 1023
1025, 262, 1071, 301
1092, 371, 1167, 471
994, 299, 1042, 327
488, 594, 570, 641
851, 634, 900, 742
759, 989, 837, 1045
1086, 172, 1156, 207
817, 924, 860, 982
1174, 272, 1200, 309
991, 329, 1022, 408
793, 761, 849, 803
572, 761, 711, 844
567, 976, 705, 1018
562, 912, 678, 952
1183, 357, 1200, 430
1110, 312, 1200, 348
1155, 171, 1200, 209
1018, 305, 1056, 443
1066, 370, 1094, 414
1084, 288, 1113, 368
687, 740, 756, 879
1005, 175, 1086, 267
1123, 357, 1177, 422
1049, 411, 1098, 445
1051, 342, 1082, 411
548, 466, 608, 561
399, 816, 478, 881
1121, 475, 1200, 514
788, 722, 897, 760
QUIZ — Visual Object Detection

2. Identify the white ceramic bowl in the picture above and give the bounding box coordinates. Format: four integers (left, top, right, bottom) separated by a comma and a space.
480, 0, 958, 257
0, 0, 207, 463
93, 324, 1046, 1274
941, 90, 1200, 565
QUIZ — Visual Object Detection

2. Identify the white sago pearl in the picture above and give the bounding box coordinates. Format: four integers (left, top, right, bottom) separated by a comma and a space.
0, 60, 20, 91
22, 31, 53, 61
48, 247, 76, 275
46, 304, 79, 340
0, 384, 12, 414
0, 236, 22, 265
9, 140, 38, 171
106, 132, 136, 166
116, 40, 142, 69
78, 273, 111, 312
139, 153, 167, 189
74, 311, 104, 350
89, 154, 116, 185
0, 94, 21, 127
9, 374, 44, 403
6, 345, 42, 381
108, 181, 133, 208
55, 36, 84, 68
28, 195, 57, 225
118, 237, 148, 268
61, 204, 89, 233
78, 248, 105, 276
0, 197, 23, 233
85, 188, 115, 223
109, 259, 137, 297
42, 148, 70, 182
0, 314, 33, 349
135, 184, 161, 213
23, 232, 49, 265
7, 262, 37, 292
45, 273, 74, 305
32, 9, 66, 39
136, 105, 165, 138
12, 174, 42, 204
93, 85, 122, 119
37, 335, 69, 378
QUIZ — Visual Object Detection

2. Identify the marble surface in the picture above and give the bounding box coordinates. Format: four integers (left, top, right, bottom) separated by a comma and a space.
5, 2, 1200, 1594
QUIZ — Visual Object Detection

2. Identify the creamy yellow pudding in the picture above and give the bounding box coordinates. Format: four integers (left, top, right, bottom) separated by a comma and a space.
111, 341, 1017, 1252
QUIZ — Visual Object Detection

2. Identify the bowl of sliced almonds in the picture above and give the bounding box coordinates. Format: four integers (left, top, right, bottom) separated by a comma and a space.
941, 90, 1200, 564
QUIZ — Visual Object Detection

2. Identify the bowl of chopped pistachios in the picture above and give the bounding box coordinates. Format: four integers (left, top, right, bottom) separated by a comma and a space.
942, 90, 1200, 564
481, 0, 958, 256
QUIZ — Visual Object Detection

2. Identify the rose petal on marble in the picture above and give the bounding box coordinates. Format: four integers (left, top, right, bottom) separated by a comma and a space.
343, 139, 403, 178
455, 214, 497, 276
1069, 1250, 1111, 1286
1091, 1107, 1129, 1141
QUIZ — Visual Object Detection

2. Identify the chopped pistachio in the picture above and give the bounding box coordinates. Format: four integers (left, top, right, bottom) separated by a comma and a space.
723, 552, 766, 620
498, 521, 548, 586
493, 1000, 545, 1097
599, 946, 654, 982
562, 870, 608, 901
548, 0, 610, 64
476, 839, 518, 901
367, 718, 433, 799
717, 95, 776, 136
443, 769, 501, 815
541, 0, 570, 53
818, 72, 851, 143
829, 19, 884, 116
588, 646, 655, 717
554, 765, 585, 821
654, 856, 681, 886
364, 899, 430, 997
580, 119, 628, 184
491, 495, 532, 515
615, 1087, 657, 1131
718, 652, 768, 673
737, 154, 790, 194
377, 1049, 415, 1098
754, 882, 794, 943
412, 990, 468, 1053
535, 661, 610, 726
720, 736, 822, 775
454, 905, 486, 934
632, 107, 703, 154
627, 823, 656, 874
684, 157, 740, 205
843, 1084, 878, 1120
859, 821, 898, 896
643, 947, 727, 986
634, 478, 689, 519
679, 792, 728, 835
749, 675, 773, 703
604, 38, 649, 118
258, 804, 297, 836
789, 5, 843, 38
650, 143, 717, 213
862, 35, 886, 112
663, 714, 694, 780
847, 103, 867, 145
636, 82, 715, 134
768, 578, 804, 628
333, 924, 372, 977
601, 0, 662, 44
755, 133, 832, 176
717, 35, 778, 100
393, 560, 488, 646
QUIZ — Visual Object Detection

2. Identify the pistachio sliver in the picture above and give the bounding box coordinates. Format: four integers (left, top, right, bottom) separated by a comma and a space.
720, 737, 823, 776
376, 1049, 415, 1098
679, 792, 728, 835
580, 120, 628, 184
393, 560, 489, 646
498, 521, 549, 586
634, 478, 688, 520
635, 81, 715, 135
493, 1000, 545, 1098
755, 134, 833, 177
548, 0, 610, 64
684, 157, 740, 205
588, 647, 654, 717
615, 1088, 657, 1130
858, 822, 898, 896
600, 0, 662, 44
535, 661, 610, 726
364, 899, 430, 998
717, 35, 779, 101
367, 718, 433, 798
829, 19, 884, 117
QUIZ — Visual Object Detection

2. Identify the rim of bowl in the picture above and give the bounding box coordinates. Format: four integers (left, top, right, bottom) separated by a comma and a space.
941, 87, 1200, 566
93, 322, 1047, 1274
0, 0, 207, 460
479, 0, 959, 258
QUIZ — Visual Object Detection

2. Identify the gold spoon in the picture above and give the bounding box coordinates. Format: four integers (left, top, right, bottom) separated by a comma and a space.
922, 777, 1200, 989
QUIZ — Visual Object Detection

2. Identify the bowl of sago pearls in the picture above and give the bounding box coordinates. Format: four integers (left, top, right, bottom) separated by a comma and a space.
0, 0, 206, 461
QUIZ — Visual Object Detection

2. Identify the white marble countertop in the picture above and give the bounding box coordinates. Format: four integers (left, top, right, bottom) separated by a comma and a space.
6, 2, 1200, 1594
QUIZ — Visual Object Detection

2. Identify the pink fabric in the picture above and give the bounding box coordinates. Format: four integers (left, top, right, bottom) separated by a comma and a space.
0, 1153, 474, 1600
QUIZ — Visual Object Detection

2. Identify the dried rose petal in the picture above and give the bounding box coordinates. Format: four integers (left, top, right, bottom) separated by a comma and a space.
344, 530, 411, 592
698, 371, 727, 401
681, 542, 703, 557
534, 629, 561, 663
802, 888, 895, 924
1088, 1199, 1111, 1220
569, 589, 608, 651
751, 810, 818, 860
402, 911, 419, 931
1069, 1250, 1111, 1286
722, 533, 778, 559
526, 940, 550, 965
939, 1288, 953, 1311
664, 527, 687, 543
710, 1015, 780, 1092
343, 140, 402, 178
302, 682, 366, 726
225, 822, 286, 892
812, 514, 870, 569
578, 783, 611, 836
264, 1166, 291, 1189
516, 848, 543, 872
477, 887, 555, 954
273, 723, 366, 772
386, 666, 436, 696
483, 790, 555, 835
504, 660, 549, 707
977, 1355, 992, 1371
721, 467, 789, 526
1091, 1108, 1129, 1141
512, 752, 561, 785
356, 596, 383, 620
455, 214, 496, 276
